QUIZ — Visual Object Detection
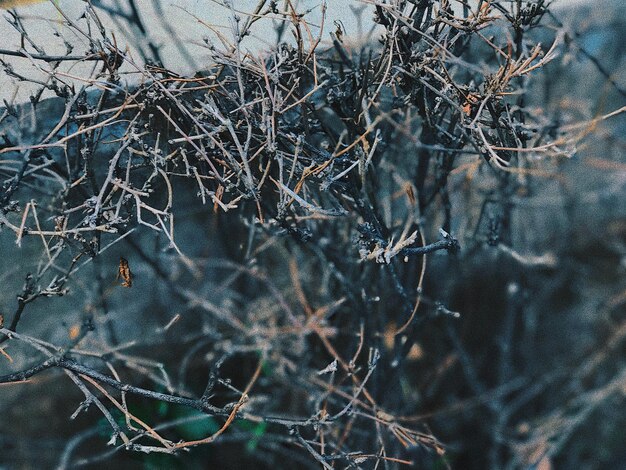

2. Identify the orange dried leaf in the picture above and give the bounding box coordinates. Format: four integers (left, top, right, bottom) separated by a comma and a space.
118, 257, 133, 288
69, 324, 80, 340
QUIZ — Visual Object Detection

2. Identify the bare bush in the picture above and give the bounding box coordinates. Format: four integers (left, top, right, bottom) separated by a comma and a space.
1, 1, 624, 468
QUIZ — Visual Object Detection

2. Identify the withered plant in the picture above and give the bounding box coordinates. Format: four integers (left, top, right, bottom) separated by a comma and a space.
1, 1, 624, 468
